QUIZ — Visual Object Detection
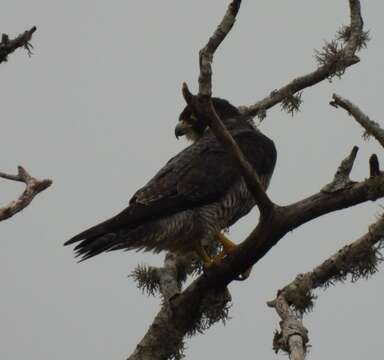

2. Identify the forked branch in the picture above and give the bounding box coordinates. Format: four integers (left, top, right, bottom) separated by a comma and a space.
0, 166, 52, 222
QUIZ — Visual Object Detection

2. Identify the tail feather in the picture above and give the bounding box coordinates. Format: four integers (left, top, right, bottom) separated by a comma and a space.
64, 218, 113, 246
65, 217, 123, 261
73, 233, 118, 261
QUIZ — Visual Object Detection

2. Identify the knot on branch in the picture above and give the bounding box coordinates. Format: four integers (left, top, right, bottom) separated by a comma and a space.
279, 274, 316, 315
273, 317, 309, 354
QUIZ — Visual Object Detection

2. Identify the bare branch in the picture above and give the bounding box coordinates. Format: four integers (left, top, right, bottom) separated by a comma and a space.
330, 94, 384, 148
240, 0, 364, 117
182, 84, 275, 216
0, 26, 37, 63
267, 296, 308, 359
199, 0, 242, 96
0, 166, 52, 222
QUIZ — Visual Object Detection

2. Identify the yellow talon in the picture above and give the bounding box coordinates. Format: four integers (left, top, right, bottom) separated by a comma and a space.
215, 232, 253, 280
216, 232, 238, 253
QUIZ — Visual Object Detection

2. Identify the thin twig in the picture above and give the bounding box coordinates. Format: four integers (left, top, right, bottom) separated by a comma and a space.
0, 166, 52, 221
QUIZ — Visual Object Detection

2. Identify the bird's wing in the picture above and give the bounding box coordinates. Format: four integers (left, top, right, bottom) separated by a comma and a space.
64, 134, 240, 247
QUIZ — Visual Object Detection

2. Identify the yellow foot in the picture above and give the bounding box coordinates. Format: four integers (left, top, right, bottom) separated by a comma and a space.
215, 232, 253, 280
216, 232, 238, 254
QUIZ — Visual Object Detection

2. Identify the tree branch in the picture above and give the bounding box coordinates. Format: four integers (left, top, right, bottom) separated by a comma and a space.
267, 296, 308, 360
198, 0, 241, 96
240, 0, 365, 117
272, 213, 384, 315
0, 26, 37, 63
330, 94, 384, 148
0, 166, 52, 222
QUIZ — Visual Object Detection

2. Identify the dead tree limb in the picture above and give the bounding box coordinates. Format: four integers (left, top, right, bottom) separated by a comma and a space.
0, 26, 37, 63
0, 166, 52, 222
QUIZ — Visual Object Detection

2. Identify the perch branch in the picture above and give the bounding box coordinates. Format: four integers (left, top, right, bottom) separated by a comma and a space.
330, 94, 384, 148
240, 0, 364, 117
0, 26, 37, 63
128, 163, 384, 359
0, 166, 52, 222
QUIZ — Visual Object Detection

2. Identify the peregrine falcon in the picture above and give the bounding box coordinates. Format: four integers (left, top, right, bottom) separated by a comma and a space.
65, 98, 277, 265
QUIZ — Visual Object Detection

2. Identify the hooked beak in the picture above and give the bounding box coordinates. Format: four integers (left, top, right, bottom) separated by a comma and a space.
174, 120, 191, 139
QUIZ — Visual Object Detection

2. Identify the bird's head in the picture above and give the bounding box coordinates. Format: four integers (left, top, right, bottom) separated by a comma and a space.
175, 97, 241, 142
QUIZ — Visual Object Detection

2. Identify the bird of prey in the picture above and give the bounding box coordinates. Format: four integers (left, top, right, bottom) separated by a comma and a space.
65, 98, 277, 266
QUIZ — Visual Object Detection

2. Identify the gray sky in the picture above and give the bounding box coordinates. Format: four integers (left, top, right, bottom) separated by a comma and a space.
1, 1, 383, 359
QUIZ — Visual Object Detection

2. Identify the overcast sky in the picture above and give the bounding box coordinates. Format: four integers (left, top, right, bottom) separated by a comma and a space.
1, 1, 383, 359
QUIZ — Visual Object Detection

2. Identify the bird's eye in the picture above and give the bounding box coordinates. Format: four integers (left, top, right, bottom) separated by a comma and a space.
190, 113, 198, 122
